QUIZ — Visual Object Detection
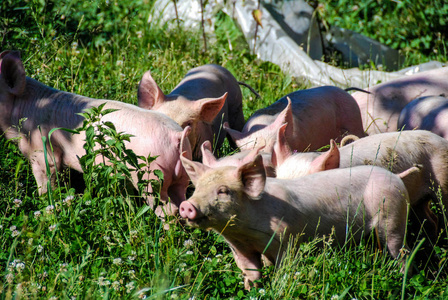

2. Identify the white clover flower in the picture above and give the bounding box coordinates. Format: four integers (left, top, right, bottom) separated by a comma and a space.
130, 230, 138, 239
49, 224, 56, 232
331, 296, 339, 300
5, 273, 14, 283
112, 280, 120, 291
13, 199, 22, 207
128, 255, 136, 261
37, 245, 44, 253
10, 225, 17, 231
16, 262, 25, 271
128, 269, 136, 277
103, 236, 110, 241
34, 211, 41, 218
183, 239, 193, 248
85, 200, 91, 206
136, 31, 143, 38
59, 263, 68, 272
63, 195, 74, 206
28, 238, 33, 245
12, 230, 20, 237
46, 205, 55, 214
225, 263, 232, 269
259, 288, 266, 295
171, 294, 178, 299
71, 42, 78, 49
113, 258, 122, 265
116, 60, 123, 66
49, 296, 58, 300
126, 281, 135, 293
203, 257, 212, 262
185, 250, 193, 255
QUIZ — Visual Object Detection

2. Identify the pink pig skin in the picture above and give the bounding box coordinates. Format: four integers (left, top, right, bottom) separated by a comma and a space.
352, 67, 448, 135
225, 86, 365, 153
398, 96, 448, 140
179, 154, 408, 290
137, 64, 245, 160
274, 128, 448, 243
0, 51, 192, 215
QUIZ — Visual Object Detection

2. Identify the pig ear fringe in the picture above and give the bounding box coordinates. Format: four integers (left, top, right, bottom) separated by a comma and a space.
1, 50, 26, 96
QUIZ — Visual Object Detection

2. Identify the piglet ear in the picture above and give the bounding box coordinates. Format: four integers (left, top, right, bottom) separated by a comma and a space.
237, 154, 266, 199
1, 50, 26, 96
308, 140, 340, 174
137, 70, 166, 109
180, 151, 210, 186
201, 140, 218, 167
197, 92, 227, 123
271, 123, 292, 167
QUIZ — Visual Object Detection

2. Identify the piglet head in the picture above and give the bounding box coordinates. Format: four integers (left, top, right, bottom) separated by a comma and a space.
225, 97, 293, 152
179, 153, 266, 231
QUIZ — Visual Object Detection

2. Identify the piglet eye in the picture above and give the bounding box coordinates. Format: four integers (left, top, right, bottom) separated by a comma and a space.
217, 186, 230, 195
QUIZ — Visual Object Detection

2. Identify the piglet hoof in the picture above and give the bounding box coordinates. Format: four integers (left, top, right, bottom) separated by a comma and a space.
179, 201, 197, 220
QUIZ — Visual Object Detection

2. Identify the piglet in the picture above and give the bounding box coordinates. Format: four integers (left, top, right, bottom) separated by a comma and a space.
398, 95, 448, 140
224, 86, 365, 152
138, 64, 245, 160
274, 127, 447, 243
179, 153, 409, 289
0, 50, 192, 216
352, 67, 448, 134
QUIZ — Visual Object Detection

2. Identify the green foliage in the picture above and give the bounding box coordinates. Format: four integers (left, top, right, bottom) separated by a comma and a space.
315, 0, 448, 66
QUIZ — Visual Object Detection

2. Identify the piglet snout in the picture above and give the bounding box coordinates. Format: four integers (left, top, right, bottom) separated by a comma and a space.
179, 201, 197, 220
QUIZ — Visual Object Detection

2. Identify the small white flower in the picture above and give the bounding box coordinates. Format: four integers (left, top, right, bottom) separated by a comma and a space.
60, 263, 68, 272
63, 195, 74, 206
203, 257, 212, 262
16, 262, 25, 271
103, 236, 110, 241
10, 225, 17, 231
136, 31, 143, 38
37, 245, 44, 253
130, 230, 138, 239
85, 200, 91, 206
5, 273, 14, 283
28, 238, 33, 245
13, 199, 22, 207
116, 60, 123, 66
71, 42, 78, 49
46, 205, 55, 214
34, 211, 41, 218
259, 288, 266, 295
49, 224, 56, 232
128, 269, 136, 277
126, 281, 135, 293
113, 257, 122, 265
49, 296, 58, 300
185, 250, 193, 255
183, 239, 194, 248
12, 230, 20, 237
112, 280, 120, 291
128, 255, 136, 261
331, 296, 339, 300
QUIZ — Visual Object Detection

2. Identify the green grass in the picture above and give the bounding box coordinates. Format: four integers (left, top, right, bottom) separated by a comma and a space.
1, 0, 448, 299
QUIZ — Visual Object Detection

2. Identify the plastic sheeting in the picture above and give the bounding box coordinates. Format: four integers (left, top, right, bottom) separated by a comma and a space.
149, 0, 446, 88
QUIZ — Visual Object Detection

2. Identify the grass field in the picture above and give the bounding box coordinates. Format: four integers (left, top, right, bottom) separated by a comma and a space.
1, 0, 448, 299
